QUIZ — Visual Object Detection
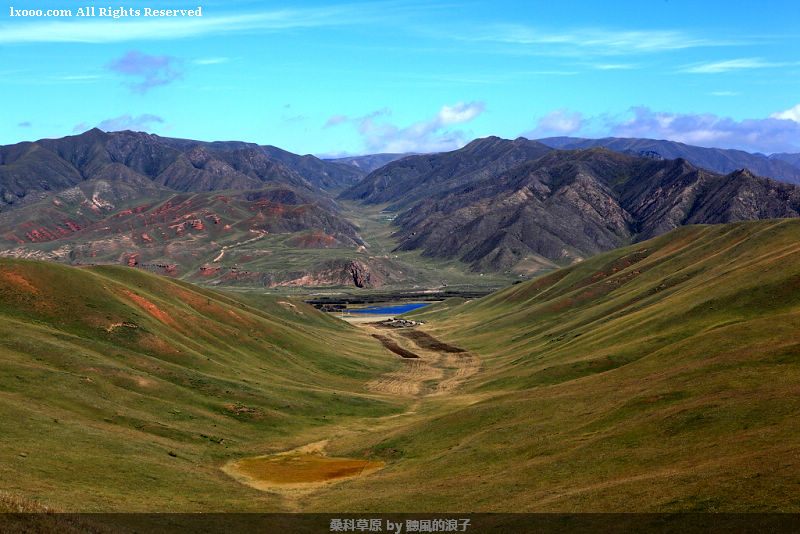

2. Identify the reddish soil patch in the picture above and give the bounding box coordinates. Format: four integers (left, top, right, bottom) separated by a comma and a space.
198, 266, 221, 277
0, 270, 41, 295
118, 288, 179, 329
115, 205, 151, 217
235, 454, 384, 485
64, 220, 82, 232
25, 228, 59, 242
371, 334, 420, 358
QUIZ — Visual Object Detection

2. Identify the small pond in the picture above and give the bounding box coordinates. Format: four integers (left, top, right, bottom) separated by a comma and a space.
348, 302, 431, 314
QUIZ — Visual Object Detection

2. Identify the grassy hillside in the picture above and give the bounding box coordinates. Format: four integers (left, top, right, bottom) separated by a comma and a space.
306, 219, 800, 511
0, 259, 406, 511
4, 219, 800, 514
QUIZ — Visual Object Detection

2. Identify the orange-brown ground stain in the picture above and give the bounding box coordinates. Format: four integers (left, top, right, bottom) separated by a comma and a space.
0, 270, 41, 295
234, 454, 385, 486
118, 288, 180, 329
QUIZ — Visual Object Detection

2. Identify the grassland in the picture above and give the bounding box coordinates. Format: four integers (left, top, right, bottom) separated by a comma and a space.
2, 219, 800, 514
0, 258, 408, 511
303, 219, 800, 512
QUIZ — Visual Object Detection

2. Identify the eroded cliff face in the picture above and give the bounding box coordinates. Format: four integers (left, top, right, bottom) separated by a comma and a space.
186, 257, 418, 289
347, 260, 373, 287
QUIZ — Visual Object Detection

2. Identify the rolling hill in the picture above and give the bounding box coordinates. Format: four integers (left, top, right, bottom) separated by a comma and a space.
307, 218, 800, 512
2, 219, 800, 517
0, 258, 405, 511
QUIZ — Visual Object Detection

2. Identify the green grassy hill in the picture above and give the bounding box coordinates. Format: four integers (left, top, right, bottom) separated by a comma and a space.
306, 219, 800, 511
0, 259, 405, 511
3, 219, 800, 514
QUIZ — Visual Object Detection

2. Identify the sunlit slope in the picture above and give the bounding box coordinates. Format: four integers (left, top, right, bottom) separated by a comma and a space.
321, 219, 800, 511
0, 260, 402, 511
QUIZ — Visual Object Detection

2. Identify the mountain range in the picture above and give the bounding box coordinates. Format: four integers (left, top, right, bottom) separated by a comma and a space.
538, 136, 800, 185
341, 137, 800, 272
2, 129, 800, 284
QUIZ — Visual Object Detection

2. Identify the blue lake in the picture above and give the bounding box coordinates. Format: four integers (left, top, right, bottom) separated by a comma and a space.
349, 302, 432, 314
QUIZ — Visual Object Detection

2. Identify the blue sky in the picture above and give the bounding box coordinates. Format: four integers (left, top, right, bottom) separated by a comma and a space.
2, 0, 800, 155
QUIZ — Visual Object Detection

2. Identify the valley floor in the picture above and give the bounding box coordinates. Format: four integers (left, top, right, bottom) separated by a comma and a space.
218, 319, 486, 511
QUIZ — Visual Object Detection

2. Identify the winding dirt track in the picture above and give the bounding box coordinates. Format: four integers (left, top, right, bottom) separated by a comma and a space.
222, 321, 481, 505
360, 323, 481, 397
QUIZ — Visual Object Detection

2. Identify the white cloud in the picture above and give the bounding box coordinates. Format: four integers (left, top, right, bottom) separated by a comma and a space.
607, 106, 800, 153
327, 102, 486, 153
436, 102, 485, 126
770, 104, 800, 123
526, 109, 584, 137
522, 105, 800, 153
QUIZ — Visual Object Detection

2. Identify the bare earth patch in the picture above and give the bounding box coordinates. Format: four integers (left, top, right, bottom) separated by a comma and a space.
222, 440, 385, 492
363, 323, 481, 396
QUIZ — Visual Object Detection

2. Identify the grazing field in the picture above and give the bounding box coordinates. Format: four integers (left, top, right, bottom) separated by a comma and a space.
2, 218, 800, 515
0, 259, 407, 511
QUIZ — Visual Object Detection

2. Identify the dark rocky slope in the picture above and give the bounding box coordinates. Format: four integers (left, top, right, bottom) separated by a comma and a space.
393, 148, 800, 271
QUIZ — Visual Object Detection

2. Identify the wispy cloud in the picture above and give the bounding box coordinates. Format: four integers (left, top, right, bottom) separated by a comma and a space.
459, 25, 725, 56
324, 114, 350, 128
0, 4, 390, 44
593, 63, 637, 70
193, 57, 230, 65
326, 101, 486, 153
17, 121, 31, 127
73, 113, 165, 133
681, 58, 785, 73
107, 50, 181, 93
